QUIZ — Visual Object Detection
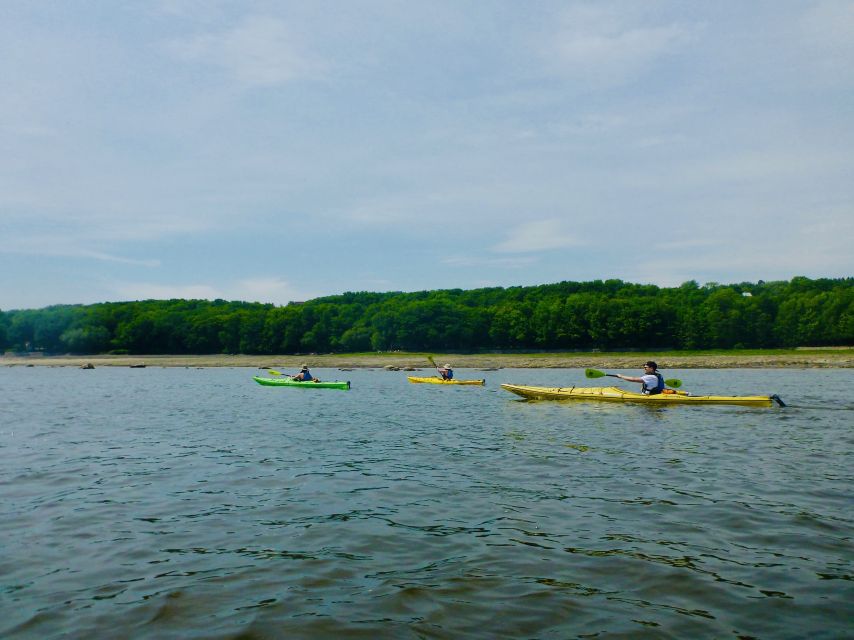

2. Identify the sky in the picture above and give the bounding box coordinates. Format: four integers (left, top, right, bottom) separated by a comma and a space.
1, 1, 852, 311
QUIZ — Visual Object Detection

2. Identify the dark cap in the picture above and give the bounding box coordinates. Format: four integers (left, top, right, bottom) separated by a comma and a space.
644, 361, 658, 370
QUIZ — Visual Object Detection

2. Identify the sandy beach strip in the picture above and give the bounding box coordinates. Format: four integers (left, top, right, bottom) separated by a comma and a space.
2, 349, 852, 369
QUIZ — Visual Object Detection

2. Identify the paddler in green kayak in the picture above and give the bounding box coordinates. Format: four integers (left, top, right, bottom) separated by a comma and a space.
614, 361, 665, 395
290, 364, 320, 383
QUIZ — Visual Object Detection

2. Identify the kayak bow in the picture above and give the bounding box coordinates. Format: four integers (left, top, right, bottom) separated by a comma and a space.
500, 384, 784, 407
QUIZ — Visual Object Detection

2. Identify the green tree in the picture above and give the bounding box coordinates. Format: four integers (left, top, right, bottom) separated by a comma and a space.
60, 326, 111, 353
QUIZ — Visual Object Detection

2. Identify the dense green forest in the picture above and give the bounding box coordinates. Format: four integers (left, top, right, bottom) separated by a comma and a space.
1, 277, 851, 355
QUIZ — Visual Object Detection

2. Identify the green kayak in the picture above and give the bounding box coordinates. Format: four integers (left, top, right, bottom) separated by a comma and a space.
253, 376, 350, 390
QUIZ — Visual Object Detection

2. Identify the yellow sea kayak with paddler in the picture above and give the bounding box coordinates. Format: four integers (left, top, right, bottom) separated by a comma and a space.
408, 376, 485, 386
500, 384, 785, 406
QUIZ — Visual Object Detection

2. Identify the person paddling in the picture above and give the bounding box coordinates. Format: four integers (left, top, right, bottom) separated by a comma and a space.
291, 364, 319, 382
436, 363, 454, 380
615, 361, 665, 395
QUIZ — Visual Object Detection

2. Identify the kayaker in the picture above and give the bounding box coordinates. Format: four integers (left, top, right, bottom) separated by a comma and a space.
615, 361, 665, 395
437, 363, 454, 380
291, 364, 316, 382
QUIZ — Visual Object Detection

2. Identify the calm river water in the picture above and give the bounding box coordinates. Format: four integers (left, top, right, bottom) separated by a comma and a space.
1, 366, 852, 639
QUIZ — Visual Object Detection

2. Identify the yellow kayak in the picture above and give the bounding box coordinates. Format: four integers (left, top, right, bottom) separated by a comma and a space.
500, 384, 784, 407
408, 376, 485, 386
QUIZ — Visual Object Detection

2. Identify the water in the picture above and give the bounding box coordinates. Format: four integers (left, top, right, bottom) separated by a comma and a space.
1, 366, 851, 639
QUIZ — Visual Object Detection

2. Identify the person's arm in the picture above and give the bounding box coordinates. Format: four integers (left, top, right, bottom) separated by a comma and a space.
616, 374, 643, 383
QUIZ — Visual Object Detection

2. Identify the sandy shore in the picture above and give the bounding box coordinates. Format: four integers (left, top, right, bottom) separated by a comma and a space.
3, 350, 852, 369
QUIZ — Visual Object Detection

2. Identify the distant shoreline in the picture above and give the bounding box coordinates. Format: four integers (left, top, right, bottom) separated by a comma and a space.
3, 350, 852, 369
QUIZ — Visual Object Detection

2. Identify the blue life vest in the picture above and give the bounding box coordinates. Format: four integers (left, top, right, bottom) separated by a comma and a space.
642, 372, 665, 395
301, 370, 313, 381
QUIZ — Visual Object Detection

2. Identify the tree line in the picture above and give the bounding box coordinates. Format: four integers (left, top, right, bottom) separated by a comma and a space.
1, 277, 851, 355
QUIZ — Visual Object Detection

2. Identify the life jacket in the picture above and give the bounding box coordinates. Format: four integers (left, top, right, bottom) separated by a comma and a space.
441, 368, 453, 380
642, 372, 665, 395
301, 370, 313, 381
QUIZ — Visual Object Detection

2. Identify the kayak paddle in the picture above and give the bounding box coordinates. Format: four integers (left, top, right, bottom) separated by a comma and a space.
427, 355, 443, 380
585, 368, 682, 388
585, 368, 618, 379
267, 369, 283, 376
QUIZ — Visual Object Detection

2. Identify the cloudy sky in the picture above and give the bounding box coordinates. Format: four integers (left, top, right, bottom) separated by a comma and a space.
1, 1, 852, 310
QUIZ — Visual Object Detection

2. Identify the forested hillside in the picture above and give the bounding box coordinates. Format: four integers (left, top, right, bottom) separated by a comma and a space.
1, 277, 851, 355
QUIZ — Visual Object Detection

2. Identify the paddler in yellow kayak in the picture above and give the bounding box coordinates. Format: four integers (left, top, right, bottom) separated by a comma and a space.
614, 361, 665, 395
436, 363, 454, 381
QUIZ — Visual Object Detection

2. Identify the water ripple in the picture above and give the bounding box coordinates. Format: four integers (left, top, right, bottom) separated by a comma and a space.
1, 367, 852, 638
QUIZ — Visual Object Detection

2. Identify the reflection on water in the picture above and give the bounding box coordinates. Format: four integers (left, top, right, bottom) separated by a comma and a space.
1, 366, 852, 638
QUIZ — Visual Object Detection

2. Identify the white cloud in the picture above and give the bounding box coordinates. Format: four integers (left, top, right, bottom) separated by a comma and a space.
442, 255, 538, 268
0, 207, 213, 253
799, 0, 854, 82
235, 277, 308, 304
341, 199, 414, 226
696, 150, 845, 185
166, 16, 325, 87
652, 238, 718, 251
114, 283, 224, 301
549, 4, 692, 85
492, 219, 583, 253
107, 277, 313, 305
76, 251, 160, 267
1, 3, 851, 310
634, 213, 854, 285
553, 114, 628, 136
338, 187, 501, 228
0, 235, 161, 266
